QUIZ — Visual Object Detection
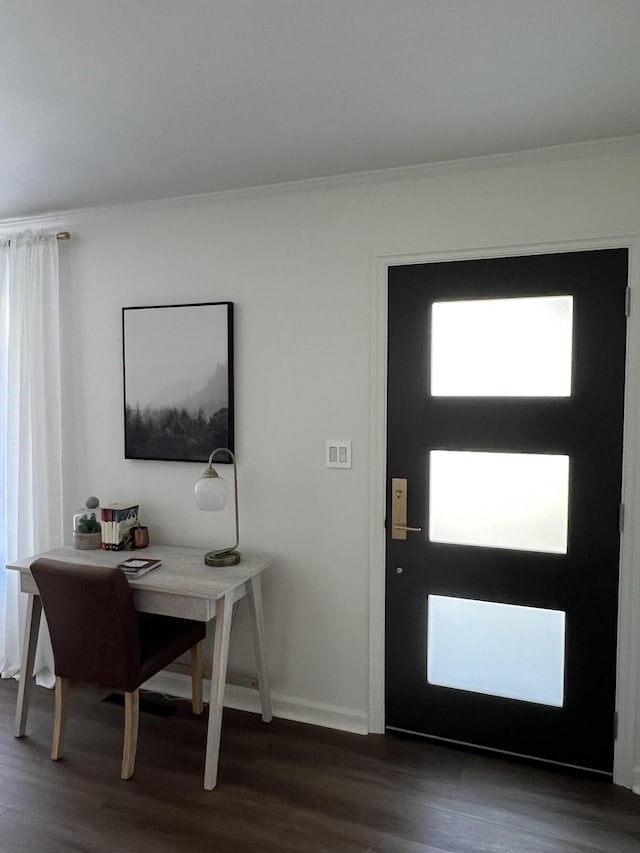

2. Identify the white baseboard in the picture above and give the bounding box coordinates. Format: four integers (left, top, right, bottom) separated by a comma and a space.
142, 670, 369, 735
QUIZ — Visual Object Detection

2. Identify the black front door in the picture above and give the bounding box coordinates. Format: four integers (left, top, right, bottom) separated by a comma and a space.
385, 249, 628, 773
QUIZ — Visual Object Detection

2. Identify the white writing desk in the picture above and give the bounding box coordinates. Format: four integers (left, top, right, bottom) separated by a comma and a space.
6, 544, 272, 790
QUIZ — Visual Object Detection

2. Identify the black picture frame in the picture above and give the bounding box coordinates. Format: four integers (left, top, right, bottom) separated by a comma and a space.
122, 302, 234, 462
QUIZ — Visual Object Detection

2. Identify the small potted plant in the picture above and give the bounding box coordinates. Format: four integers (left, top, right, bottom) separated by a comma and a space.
73, 497, 102, 550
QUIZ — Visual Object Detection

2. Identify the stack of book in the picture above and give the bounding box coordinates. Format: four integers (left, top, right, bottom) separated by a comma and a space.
118, 557, 162, 578
100, 502, 139, 551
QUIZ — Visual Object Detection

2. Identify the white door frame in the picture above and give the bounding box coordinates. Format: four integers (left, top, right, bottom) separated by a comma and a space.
368, 235, 640, 791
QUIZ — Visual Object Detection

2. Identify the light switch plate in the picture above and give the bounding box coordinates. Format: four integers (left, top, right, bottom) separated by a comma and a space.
325, 440, 352, 468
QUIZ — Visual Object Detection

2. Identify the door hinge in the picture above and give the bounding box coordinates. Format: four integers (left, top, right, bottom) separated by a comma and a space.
619, 502, 625, 533
625, 287, 631, 317
614, 711, 619, 740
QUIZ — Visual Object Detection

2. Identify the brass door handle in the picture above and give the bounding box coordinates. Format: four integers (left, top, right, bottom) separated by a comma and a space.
391, 477, 422, 540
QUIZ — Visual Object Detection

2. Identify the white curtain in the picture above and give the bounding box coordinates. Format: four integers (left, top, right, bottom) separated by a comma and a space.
0, 231, 63, 687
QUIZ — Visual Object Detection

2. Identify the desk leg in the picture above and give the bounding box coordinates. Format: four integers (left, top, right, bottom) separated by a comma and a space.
247, 574, 272, 723
15, 593, 42, 737
204, 593, 234, 790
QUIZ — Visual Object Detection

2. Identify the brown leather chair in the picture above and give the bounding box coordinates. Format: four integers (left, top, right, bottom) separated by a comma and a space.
30, 557, 206, 780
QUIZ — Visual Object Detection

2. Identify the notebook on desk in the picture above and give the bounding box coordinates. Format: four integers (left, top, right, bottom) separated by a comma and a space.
117, 557, 162, 578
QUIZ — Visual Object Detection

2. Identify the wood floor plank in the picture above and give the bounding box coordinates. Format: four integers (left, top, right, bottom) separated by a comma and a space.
1, 678, 640, 852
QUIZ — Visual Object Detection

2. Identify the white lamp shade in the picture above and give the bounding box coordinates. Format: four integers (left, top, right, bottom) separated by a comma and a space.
195, 475, 229, 511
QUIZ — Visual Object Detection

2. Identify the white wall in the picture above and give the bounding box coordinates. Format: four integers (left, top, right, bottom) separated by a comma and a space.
4, 141, 640, 772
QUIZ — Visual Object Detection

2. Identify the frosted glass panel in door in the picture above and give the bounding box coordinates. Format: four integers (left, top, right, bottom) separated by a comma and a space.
429, 450, 569, 554
427, 595, 566, 706
431, 295, 573, 396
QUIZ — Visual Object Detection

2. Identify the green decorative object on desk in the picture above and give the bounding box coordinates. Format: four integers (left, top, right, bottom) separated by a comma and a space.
76, 513, 100, 533
73, 496, 102, 550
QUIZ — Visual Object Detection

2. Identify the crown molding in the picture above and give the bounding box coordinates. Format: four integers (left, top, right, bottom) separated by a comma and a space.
2, 133, 640, 232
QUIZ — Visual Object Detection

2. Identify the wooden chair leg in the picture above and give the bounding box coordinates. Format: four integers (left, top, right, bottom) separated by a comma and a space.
121, 690, 139, 780
51, 676, 70, 760
191, 641, 204, 715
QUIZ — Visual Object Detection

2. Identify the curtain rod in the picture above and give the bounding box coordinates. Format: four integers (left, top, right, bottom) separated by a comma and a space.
5, 231, 71, 246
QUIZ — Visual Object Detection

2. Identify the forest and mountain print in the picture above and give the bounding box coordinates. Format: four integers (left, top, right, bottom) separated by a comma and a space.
123, 302, 234, 461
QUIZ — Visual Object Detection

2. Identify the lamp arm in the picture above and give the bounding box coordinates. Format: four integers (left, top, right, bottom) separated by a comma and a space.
207, 448, 239, 556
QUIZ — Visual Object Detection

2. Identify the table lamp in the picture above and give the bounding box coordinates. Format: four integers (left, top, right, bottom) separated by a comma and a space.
195, 447, 241, 567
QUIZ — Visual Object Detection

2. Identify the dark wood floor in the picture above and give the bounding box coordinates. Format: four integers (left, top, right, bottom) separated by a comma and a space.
1, 680, 640, 852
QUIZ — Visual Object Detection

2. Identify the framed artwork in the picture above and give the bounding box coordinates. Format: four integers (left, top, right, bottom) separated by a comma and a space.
122, 302, 234, 462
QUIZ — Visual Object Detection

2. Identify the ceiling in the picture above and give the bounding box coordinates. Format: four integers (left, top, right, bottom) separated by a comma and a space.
3, 0, 640, 220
